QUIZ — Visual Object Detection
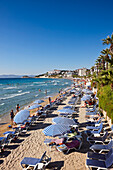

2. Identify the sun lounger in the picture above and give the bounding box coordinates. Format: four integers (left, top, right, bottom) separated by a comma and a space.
44, 138, 66, 151
87, 148, 113, 161
86, 154, 113, 169
85, 124, 103, 137
56, 139, 82, 154
86, 106, 96, 112
86, 111, 97, 116
3, 131, 17, 143
90, 139, 113, 153
0, 135, 11, 152
86, 122, 103, 130
87, 131, 110, 144
86, 118, 101, 125
0, 137, 7, 152
21, 151, 51, 170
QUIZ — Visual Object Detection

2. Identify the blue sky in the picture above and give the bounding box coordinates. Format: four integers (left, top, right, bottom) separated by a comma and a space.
0, 0, 113, 75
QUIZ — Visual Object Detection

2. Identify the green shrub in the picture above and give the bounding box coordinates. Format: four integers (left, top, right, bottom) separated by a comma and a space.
98, 85, 113, 123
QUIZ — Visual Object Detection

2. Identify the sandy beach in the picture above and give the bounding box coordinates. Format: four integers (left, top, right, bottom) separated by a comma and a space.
0, 94, 89, 170
0, 93, 60, 136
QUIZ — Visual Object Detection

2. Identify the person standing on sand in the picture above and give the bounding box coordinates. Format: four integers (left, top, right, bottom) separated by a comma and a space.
48, 97, 51, 104
10, 109, 14, 125
16, 104, 20, 113
45, 89, 47, 96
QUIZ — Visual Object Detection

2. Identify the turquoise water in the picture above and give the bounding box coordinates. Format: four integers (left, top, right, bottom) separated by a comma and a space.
0, 78, 72, 116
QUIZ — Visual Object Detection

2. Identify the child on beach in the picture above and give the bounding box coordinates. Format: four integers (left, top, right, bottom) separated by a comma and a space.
16, 104, 20, 113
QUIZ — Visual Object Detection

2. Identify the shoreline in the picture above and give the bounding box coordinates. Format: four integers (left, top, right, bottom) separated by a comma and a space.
0, 92, 60, 136
0, 77, 72, 136
0, 90, 88, 170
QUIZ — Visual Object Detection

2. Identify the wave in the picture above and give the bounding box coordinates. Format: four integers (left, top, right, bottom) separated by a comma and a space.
0, 91, 30, 100
18, 90, 22, 93
3, 86, 18, 90
0, 103, 5, 106
33, 82, 44, 84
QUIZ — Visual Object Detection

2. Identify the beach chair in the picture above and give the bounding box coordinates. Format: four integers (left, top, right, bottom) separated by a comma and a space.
86, 111, 97, 116
86, 122, 103, 130
86, 154, 113, 170
87, 131, 110, 144
87, 148, 113, 161
56, 139, 82, 154
90, 139, 113, 153
0, 135, 11, 152
85, 123, 103, 137
86, 118, 102, 126
86, 106, 96, 112
21, 151, 51, 170
3, 131, 17, 143
0, 137, 7, 152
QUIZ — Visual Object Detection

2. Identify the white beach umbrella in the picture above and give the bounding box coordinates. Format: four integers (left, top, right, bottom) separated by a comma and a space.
33, 99, 45, 104
43, 124, 70, 137
52, 117, 77, 126
28, 104, 41, 110
14, 110, 30, 124
57, 109, 74, 114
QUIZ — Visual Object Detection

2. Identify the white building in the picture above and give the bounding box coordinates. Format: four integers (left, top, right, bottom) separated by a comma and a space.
48, 69, 61, 76
78, 68, 87, 76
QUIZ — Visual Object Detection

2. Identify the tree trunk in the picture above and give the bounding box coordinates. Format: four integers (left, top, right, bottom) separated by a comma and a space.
106, 62, 108, 70
102, 60, 105, 70
111, 82, 113, 90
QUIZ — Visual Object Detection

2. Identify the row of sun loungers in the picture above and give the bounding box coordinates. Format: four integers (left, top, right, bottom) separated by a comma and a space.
20, 89, 78, 169
84, 97, 113, 169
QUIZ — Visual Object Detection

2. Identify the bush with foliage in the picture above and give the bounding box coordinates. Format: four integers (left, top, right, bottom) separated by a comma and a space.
98, 85, 113, 122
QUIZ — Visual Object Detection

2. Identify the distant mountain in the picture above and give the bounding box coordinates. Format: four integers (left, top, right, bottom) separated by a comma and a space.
0, 75, 22, 78
0, 75, 36, 78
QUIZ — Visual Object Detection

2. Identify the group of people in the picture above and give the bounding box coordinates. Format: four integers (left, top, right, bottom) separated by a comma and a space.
10, 104, 20, 125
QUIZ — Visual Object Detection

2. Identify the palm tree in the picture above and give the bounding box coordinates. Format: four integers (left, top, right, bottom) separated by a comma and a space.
95, 60, 99, 75
102, 33, 113, 63
101, 48, 110, 70
100, 55, 105, 70
91, 66, 95, 75
97, 57, 102, 72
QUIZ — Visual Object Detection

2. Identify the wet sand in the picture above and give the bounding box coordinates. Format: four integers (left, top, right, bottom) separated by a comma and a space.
0, 94, 89, 170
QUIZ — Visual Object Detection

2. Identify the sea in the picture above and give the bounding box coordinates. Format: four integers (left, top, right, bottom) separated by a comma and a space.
0, 78, 72, 117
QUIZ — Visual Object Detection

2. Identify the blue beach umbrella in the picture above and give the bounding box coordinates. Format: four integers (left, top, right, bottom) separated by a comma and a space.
33, 99, 45, 104
59, 113, 70, 116
14, 110, 30, 124
81, 95, 91, 101
57, 109, 74, 114
68, 98, 76, 105
70, 89, 77, 93
63, 106, 73, 109
43, 124, 70, 137
28, 104, 41, 110
68, 101, 75, 105
82, 89, 93, 94
52, 117, 76, 126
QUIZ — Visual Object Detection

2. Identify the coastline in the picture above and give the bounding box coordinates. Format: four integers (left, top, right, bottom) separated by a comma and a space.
0, 77, 72, 136
0, 92, 60, 136
0, 90, 88, 170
